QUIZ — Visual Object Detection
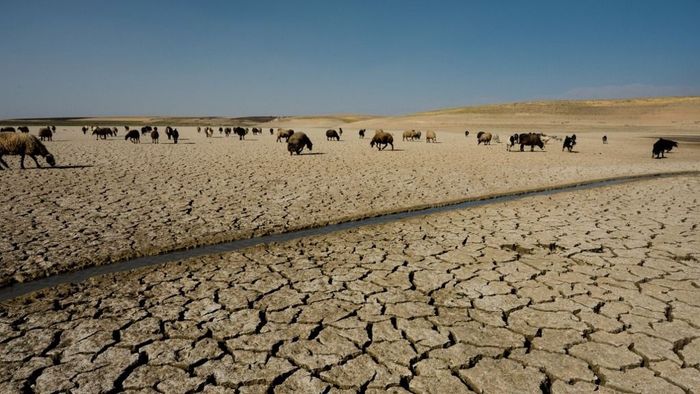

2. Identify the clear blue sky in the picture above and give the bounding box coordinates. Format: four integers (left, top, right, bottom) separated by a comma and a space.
1, 0, 698, 117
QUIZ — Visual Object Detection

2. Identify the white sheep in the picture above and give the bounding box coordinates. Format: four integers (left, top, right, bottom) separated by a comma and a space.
0, 133, 56, 169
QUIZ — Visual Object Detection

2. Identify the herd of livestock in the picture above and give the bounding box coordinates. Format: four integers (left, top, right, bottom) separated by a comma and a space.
0, 123, 683, 169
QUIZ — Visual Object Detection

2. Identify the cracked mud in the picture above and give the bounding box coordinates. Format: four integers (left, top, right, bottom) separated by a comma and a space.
1, 176, 698, 393
1, 128, 698, 286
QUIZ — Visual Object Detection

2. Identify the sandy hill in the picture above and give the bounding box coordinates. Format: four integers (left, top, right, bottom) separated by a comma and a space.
3, 97, 699, 132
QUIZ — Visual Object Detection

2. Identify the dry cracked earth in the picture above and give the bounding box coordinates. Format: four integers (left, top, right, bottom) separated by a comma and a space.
1, 127, 699, 286
1, 175, 698, 393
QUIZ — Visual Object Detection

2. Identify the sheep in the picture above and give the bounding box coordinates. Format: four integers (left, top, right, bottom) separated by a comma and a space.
234, 127, 248, 140
507, 134, 519, 151
224, 127, 232, 137
252, 127, 262, 135
326, 129, 340, 141
477, 131, 492, 145
287, 132, 312, 155
125, 129, 140, 143
370, 130, 394, 151
18, 126, 29, 133
1, 127, 16, 132
151, 130, 159, 143
359, 129, 366, 139
0, 133, 56, 169
165, 126, 174, 140
653, 138, 678, 158
38, 127, 53, 141
82, 126, 89, 135
171, 128, 179, 144
276, 128, 294, 142
464, 130, 470, 137
518, 133, 545, 151
402, 130, 415, 141
269, 128, 274, 135
426, 130, 437, 143
602, 135, 608, 144
562, 135, 576, 152
92, 127, 113, 140
205, 127, 214, 138
197, 126, 201, 133
141, 126, 152, 136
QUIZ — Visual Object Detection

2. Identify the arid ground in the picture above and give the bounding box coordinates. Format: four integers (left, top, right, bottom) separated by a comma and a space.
1, 97, 699, 392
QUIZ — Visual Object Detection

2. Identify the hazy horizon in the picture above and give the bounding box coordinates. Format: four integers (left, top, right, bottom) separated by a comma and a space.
1, 1, 699, 118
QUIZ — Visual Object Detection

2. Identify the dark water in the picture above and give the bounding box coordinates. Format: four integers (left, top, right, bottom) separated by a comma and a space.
1, 171, 697, 302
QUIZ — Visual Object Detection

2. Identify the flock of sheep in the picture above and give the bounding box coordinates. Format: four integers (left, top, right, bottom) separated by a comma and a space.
0, 123, 682, 169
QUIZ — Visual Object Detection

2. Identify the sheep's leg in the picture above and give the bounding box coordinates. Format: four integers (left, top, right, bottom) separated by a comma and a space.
19, 154, 26, 169
0, 155, 8, 169
30, 155, 41, 168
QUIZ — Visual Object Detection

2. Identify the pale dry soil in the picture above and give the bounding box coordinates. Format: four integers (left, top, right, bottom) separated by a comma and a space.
1, 127, 698, 287
1, 176, 698, 393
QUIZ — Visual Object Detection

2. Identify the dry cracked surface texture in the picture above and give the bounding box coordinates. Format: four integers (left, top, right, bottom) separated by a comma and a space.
1, 175, 698, 393
1, 127, 699, 286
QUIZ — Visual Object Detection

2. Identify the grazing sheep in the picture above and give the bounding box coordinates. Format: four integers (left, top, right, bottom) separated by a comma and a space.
171, 128, 179, 144
165, 126, 174, 140
359, 129, 366, 139
370, 130, 394, 151
562, 135, 576, 152
402, 130, 415, 141
269, 128, 274, 135
218, 127, 223, 134
652, 138, 678, 158
18, 126, 29, 133
82, 126, 89, 134
1, 127, 16, 132
197, 126, 201, 133
276, 129, 294, 142
602, 135, 608, 144
252, 127, 262, 135
326, 129, 340, 141
141, 126, 153, 136
0, 133, 56, 169
464, 130, 469, 137
518, 133, 545, 151
151, 130, 159, 143
92, 127, 113, 140
287, 132, 313, 155
205, 127, 214, 138
477, 131, 492, 145
38, 127, 53, 142
224, 127, 232, 137
507, 133, 520, 151
426, 130, 437, 143
234, 127, 248, 140
125, 129, 140, 143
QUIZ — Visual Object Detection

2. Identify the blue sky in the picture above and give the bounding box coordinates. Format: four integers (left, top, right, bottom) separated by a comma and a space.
0, 0, 698, 117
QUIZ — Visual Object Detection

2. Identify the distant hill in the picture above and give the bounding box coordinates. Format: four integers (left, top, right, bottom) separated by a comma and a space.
3, 97, 699, 131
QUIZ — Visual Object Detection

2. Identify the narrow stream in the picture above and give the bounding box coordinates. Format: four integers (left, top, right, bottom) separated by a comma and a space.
1, 171, 697, 301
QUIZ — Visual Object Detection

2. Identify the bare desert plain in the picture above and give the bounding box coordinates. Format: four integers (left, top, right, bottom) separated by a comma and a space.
1, 97, 700, 393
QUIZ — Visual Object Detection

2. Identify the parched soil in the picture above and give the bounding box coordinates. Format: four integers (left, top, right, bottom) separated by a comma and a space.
0, 127, 698, 287
1, 176, 698, 392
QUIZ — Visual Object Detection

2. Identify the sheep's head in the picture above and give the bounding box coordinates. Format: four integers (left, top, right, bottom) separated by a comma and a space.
45, 154, 56, 167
